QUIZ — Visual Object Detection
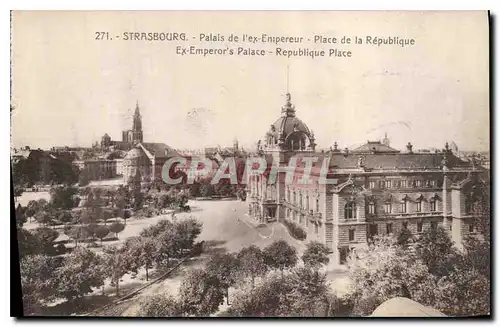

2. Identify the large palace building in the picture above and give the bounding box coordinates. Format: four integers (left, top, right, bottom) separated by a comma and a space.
247, 92, 487, 265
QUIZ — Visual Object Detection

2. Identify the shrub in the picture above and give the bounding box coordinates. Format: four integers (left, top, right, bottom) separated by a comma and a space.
282, 220, 307, 241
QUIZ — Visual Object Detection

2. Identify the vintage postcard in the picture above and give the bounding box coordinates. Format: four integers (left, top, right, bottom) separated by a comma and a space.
11, 11, 490, 318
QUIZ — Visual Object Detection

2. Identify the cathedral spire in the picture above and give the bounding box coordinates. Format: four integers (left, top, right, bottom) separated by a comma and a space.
134, 100, 140, 115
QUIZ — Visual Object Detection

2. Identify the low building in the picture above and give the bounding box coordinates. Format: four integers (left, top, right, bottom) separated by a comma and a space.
73, 159, 118, 181
122, 142, 180, 184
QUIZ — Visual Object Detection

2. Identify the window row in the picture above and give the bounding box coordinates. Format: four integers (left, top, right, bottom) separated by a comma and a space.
367, 199, 439, 215
346, 199, 440, 219
368, 179, 438, 189
286, 190, 320, 212
367, 221, 438, 237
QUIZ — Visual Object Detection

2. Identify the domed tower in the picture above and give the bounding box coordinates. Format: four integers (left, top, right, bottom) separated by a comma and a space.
122, 146, 151, 184
249, 92, 318, 224
101, 133, 111, 148
263, 92, 316, 154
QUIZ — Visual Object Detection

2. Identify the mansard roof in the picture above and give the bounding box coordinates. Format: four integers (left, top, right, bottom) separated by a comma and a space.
140, 142, 180, 159
328, 152, 470, 170
351, 141, 400, 154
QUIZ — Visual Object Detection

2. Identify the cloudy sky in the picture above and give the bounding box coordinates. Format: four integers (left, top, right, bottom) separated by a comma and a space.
11, 11, 489, 152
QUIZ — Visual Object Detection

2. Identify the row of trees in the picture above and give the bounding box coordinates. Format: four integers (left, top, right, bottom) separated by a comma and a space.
135, 240, 333, 317
19, 216, 203, 315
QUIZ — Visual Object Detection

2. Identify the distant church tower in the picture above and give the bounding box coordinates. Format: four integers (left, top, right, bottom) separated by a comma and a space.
382, 132, 390, 146
122, 101, 144, 144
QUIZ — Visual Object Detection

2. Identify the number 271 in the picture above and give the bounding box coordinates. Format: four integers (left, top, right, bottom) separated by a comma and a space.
95, 32, 110, 40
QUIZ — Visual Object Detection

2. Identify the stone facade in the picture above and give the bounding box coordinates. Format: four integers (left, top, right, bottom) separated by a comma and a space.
247, 92, 488, 266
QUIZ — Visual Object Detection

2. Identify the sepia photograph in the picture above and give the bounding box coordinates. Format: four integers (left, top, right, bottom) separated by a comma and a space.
10, 10, 491, 318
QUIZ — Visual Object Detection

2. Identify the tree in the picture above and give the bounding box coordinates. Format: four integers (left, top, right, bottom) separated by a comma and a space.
25, 200, 39, 222
178, 268, 225, 317
428, 266, 490, 316
109, 222, 125, 238
57, 210, 73, 224
289, 267, 330, 316
414, 226, 459, 277
237, 245, 268, 288
347, 236, 432, 316
34, 211, 53, 227
137, 237, 157, 281
396, 227, 415, 246
54, 246, 105, 302
17, 228, 41, 258
129, 170, 144, 210
33, 227, 59, 254
225, 272, 295, 317
302, 241, 330, 269
264, 240, 298, 277
174, 217, 203, 255
16, 204, 27, 228
140, 219, 174, 238
78, 168, 91, 187
14, 184, 24, 202
463, 236, 490, 279
20, 254, 61, 315
154, 226, 182, 266
114, 194, 128, 225
94, 225, 110, 246
49, 185, 78, 210
136, 294, 182, 317
206, 253, 241, 305
101, 245, 130, 296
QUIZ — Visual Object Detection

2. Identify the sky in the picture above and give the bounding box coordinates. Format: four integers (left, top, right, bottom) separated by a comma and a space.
11, 11, 489, 152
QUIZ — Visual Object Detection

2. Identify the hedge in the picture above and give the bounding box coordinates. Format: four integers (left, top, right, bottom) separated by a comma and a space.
282, 219, 307, 241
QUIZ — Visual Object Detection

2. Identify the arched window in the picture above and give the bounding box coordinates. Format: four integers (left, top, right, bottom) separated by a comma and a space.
345, 201, 357, 219
293, 191, 297, 205
316, 198, 320, 212
287, 189, 290, 202
299, 193, 303, 208
306, 195, 310, 210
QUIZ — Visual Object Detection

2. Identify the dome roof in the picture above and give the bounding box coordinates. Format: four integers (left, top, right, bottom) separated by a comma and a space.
271, 115, 311, 138
123, 147, 148, 164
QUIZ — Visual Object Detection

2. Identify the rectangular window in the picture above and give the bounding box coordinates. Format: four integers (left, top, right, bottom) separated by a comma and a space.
384, 203, 392, 214
402, 221, 408, 230
430, 180, 437, 187
369, 181, 376, 189
315, 223, 319, 235
469, 223, 474, 233
430, 201, 437, 212
431, 222, 437, 230
400, 180, 407, 188
349, 229, 355, 241
385, 180, 392, 188
417, 222, 423, 233
416, 201, 422, 212
401, 201, 407, 213
386, 223, 393, 234
370, 224, 378, 236
368, 203, 375, 215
